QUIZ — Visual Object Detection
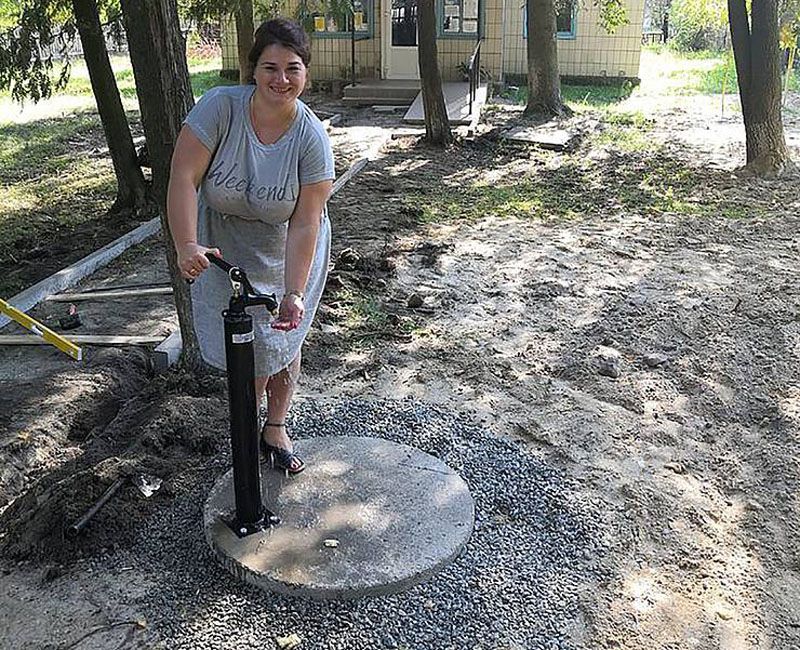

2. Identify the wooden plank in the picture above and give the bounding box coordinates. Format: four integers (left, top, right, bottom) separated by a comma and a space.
47, 286, 173, 301
0, 217, 161, 329
331, 158, 369, 196
0, 334, 163, 346
403, 82, 488, 126
502, 125, 577, 151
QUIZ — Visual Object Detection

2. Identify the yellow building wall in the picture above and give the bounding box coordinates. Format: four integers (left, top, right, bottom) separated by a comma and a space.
501, 0, 645, 80
436, 0, 502, 81
221, 9, 383, 81
221, 16, 238, 73
220, 0, 644, 82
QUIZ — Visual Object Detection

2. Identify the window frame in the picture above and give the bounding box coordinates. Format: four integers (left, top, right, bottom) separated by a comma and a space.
310, 0, 375, 39
436, 0, 484, 40
522, 2, 578, 41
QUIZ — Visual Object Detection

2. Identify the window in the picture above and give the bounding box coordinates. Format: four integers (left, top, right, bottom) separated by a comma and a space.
555, 6, 574, 35
392, 0, 418, 46
523, 1, 577, 39
439, 0, 480, 37
310, 0, 373, 38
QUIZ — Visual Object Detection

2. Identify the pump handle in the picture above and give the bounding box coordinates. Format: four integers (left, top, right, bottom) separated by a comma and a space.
203, 252, 279, 313
205, 251, 233, 273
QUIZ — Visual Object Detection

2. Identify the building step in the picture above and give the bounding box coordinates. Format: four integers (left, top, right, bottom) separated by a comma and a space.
343, 81, 420, 104
342, 96, 415, 107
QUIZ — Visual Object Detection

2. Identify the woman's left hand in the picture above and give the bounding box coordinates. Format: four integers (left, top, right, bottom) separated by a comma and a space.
271, 293, 305, 331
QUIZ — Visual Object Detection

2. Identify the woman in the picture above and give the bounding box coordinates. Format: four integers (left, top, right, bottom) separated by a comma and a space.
167, 18, 334, 474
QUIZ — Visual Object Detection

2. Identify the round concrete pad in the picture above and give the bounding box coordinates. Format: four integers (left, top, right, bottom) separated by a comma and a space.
204, 436, 474, 599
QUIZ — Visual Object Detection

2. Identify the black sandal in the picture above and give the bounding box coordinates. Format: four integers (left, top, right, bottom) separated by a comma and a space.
260, 422, 305, 475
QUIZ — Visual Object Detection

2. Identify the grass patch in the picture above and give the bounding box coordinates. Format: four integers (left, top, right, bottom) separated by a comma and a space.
647, 48, 800, 95
644, 43, 728, 59
0, 111, 124, 295
0, 55, 236, 103
328, 288, 418, 346
593, 110, 654, 152
0, 112, 105, 181
0, 54, 236, 295
667, 47, 728, 60
563, 83, 635, 107
342, 294, 391, 332
501, 82, 634, 109
190, 68, 239, 96
397, 142, 752, 227
690, 58, 738, 94
690, 59, 798, 93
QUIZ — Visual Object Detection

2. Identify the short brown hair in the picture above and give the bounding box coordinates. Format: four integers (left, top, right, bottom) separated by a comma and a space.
247, 18, 311, 82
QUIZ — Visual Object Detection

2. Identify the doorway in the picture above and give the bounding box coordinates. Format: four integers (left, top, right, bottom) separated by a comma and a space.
383, 0, 419, 79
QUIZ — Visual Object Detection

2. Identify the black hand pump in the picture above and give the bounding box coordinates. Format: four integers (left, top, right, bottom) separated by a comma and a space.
205, 252, 281, 536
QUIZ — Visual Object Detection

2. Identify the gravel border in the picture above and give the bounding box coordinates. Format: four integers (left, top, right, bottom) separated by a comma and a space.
105, 398, 613, 650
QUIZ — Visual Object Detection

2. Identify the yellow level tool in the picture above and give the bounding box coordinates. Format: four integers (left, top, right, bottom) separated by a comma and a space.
0, 298, 82, 361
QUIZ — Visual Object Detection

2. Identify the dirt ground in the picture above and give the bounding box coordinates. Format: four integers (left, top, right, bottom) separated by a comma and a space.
2, 82, 800, 649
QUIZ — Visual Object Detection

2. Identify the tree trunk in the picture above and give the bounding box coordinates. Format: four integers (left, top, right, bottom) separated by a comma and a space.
525, 0, 565, 117
120, 0, 204, 369
728, 0, 792, 176
417, 0, 453, 146
235, 0, 255, 84
72, 0, 149, 211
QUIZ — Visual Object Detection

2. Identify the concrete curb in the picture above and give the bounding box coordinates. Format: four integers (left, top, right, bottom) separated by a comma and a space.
1, 217, 161, 330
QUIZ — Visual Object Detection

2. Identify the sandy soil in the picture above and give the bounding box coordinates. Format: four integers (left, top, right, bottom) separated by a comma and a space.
1, 88, 800, 648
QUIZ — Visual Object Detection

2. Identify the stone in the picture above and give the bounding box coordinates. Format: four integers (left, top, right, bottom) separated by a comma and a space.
276, 633, 302, 649
407, 293, 424, 309
594, 346, 621, 378
644, 353, 669, 368
334, 248, 360, 271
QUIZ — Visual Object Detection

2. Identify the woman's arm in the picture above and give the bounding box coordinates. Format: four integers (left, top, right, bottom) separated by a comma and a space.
167, 126, 220, 280
272, 179, 333, 331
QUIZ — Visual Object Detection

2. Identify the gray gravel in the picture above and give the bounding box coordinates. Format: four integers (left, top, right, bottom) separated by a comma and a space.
105, 398, 612, 650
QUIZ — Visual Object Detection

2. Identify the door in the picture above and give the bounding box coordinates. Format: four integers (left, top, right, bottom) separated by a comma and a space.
383, 0, 419, 79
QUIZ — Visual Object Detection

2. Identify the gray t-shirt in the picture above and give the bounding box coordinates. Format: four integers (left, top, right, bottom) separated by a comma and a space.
185, 85, 334, 223
183, 85, 335, 376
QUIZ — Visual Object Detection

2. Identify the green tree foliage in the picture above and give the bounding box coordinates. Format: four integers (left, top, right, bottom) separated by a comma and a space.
669, 0, 799, 51
595, 0, 630, 33
549, 0, 629, 33
668, 0, 727, 50
295, 0, 352, 33
0, 0, 19, 28
0, 0, 124, 102
646, 0, 672, 24
0, 1, 74, 101
781, 0, 800, 28
183, 0, 285, 24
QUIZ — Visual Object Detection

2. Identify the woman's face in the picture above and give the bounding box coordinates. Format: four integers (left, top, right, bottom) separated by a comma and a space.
252, 44, 307, 108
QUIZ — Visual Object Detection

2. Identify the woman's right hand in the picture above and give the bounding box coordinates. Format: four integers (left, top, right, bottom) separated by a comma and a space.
177, 243, 221, 281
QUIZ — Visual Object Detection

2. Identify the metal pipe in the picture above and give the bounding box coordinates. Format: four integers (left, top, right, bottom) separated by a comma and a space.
351, 8, 357, 87
66, 477, 125, 539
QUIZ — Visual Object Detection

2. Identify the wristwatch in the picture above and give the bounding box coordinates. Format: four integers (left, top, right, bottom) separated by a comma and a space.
285, 290, 305, 301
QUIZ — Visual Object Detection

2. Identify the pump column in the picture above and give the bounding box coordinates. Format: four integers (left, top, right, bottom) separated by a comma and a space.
223, 307, 274, 535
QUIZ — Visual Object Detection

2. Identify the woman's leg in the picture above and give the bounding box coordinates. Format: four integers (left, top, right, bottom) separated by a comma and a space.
258, 352, 302, 456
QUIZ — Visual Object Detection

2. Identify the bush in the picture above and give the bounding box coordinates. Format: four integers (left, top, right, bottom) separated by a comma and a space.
669, 0, 728, 52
